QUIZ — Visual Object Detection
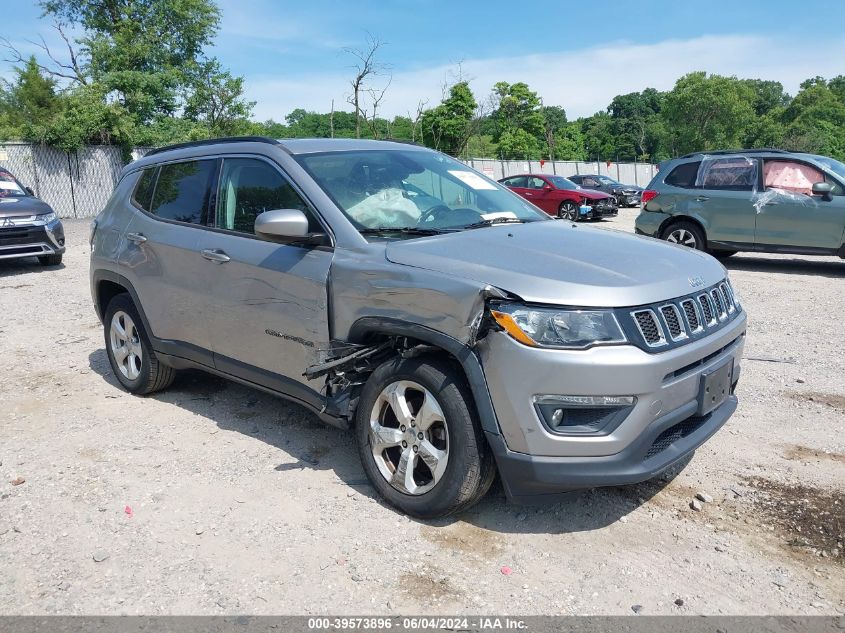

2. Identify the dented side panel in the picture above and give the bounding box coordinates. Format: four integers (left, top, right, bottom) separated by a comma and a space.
329, 245, 503, 346
200, 231, 334, 393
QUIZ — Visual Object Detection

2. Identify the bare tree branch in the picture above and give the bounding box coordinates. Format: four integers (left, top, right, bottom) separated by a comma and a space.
344, 32, 389, 138
0, 21, 87, 85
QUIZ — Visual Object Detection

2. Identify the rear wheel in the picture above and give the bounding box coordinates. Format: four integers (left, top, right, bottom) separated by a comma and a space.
355, 357, 495, 519
661, 220, 705, 251
38, 253, 62, 266
559, 201, 579, 221
104, 293, 176, 395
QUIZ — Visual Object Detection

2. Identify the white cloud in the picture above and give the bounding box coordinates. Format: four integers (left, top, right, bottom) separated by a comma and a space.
245, 33, 845, 122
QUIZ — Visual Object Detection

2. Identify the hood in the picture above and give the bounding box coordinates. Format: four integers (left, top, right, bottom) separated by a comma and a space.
578, 188, 612, 200
0, 196, 54, 218
385, 221, 725, 307
613, 184, 643, 192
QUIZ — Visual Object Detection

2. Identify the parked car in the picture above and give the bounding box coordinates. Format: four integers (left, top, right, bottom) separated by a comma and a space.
635, 149, 845, 258
90, 137, 745, 518
0, 167, 65, 266
568, 174, 643, 207
499, 174, 617, 220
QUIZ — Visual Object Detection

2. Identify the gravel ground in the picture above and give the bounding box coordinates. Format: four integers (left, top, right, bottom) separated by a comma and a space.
1, 212, 843, 616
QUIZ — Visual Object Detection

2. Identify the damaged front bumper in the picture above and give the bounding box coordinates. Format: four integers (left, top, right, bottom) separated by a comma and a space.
476, 311, 746, 502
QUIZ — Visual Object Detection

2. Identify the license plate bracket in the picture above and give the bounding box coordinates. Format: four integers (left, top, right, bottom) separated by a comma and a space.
698, 358, 733, 416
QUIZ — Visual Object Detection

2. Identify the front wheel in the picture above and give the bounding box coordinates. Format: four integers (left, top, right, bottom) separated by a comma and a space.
559, 201, 579, 221
355, 357, 495, 519
661, 220, 706, 251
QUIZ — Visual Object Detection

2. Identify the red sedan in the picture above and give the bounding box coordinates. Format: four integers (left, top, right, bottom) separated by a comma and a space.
499, 174, 618, 221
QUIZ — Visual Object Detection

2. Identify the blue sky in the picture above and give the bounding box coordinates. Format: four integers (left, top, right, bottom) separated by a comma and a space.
5, 0, 845, 122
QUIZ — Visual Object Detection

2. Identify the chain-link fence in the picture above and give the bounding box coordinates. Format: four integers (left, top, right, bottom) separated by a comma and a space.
0, 142, 658, 219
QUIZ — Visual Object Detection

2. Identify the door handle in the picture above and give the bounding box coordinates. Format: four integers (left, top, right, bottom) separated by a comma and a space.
695, 196, 710, 202
201, 248, 231, 263
524, 192, 533, 196
126, 232, 147, 244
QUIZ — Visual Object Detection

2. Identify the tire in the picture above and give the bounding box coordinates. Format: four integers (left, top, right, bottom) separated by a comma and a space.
355, 356, 496, 519
38, 253, 62, 266
660, 220, 706, 251
559, 201, 579, 221
103, 293, 176, 395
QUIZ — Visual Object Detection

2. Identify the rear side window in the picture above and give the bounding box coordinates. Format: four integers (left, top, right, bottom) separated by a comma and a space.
697, 157, 757, 191
149, 160, 216, 225
503, 176, 527, 188
132, 168, 157, 211
664, 162, 701, 188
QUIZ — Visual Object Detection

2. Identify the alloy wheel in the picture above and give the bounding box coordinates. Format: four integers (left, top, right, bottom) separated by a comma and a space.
667, 228, 698, 248
368, 380, 450, 495
109, 310, 142, 380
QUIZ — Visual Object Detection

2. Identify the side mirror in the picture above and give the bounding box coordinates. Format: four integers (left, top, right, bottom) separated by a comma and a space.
25, 186, 35, 196
255, 209, 326, 245
812, 182, 833, 201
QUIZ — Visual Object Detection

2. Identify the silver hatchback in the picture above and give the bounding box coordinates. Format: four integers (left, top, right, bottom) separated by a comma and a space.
90, 137, 745, 518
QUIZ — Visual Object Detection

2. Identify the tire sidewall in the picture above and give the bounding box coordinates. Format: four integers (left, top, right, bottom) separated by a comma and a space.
103, 294, 154, 393
561, 201, 578, 221
355, 357, 480, 518
663, 221, 705, 251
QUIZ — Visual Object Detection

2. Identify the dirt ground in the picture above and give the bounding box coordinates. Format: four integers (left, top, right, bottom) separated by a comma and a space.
1, 213, 843, 616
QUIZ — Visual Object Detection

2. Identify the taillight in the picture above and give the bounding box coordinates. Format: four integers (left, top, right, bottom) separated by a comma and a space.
641, 190, 658, 204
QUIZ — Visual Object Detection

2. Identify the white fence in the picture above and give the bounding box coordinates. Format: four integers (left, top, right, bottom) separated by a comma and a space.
0, 142, 658, 219
463, 158, 658, 186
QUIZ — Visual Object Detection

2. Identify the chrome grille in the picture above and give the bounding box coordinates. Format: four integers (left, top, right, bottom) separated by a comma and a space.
626, 280, 742, 351
681, 299, 702, 333
659, 304, 687, 341
719, 283, 735, 313
632, 309, 665, 347
698, 294, 715, 325
710, 289, 726, 320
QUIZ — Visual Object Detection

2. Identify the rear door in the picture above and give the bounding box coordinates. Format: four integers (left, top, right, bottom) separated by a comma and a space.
119, 159, 218, 362
501, 175, 529, 201
754, 159, 845, 251
687, 157, 758, 246
199, 156, 333, 401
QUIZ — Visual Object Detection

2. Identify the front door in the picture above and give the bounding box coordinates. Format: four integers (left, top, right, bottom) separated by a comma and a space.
198, 156, 333, 403
524, 176, 555, 214
754, 159, 845, 251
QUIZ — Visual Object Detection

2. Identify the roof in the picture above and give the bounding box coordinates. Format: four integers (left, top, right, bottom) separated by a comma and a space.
143, 136, 428, 158
277, 137, 426, 154
677, 148, 792, 159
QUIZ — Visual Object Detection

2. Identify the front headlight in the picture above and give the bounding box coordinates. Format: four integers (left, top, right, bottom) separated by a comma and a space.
490, 303, 627, 349
36, 211, 58, 224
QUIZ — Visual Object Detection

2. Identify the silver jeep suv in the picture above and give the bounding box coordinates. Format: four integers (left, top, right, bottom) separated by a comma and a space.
90, 137, 746, 518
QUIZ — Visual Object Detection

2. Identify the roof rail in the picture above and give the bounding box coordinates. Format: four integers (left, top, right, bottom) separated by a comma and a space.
678, 148, 792, 159
145, 136, 280, 157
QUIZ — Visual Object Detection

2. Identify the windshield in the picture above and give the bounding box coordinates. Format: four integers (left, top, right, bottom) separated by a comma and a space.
295, 149, 547, 234
547, 176, 578, 190
0, 169, 26, 198
801, 154, 845, 180
596, 176, 619, 185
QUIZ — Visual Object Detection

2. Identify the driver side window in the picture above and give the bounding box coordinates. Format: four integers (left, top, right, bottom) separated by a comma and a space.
527, 177, 546, 189
216, 158, 320, 234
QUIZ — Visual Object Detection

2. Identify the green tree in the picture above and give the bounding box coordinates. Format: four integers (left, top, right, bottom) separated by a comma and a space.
0, 56, 60, 138
781, 78, 845, 157
608, 88, 665, 159
662, 72, 756, 154
491, 81, 544, 158
420, 81, 478, 156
